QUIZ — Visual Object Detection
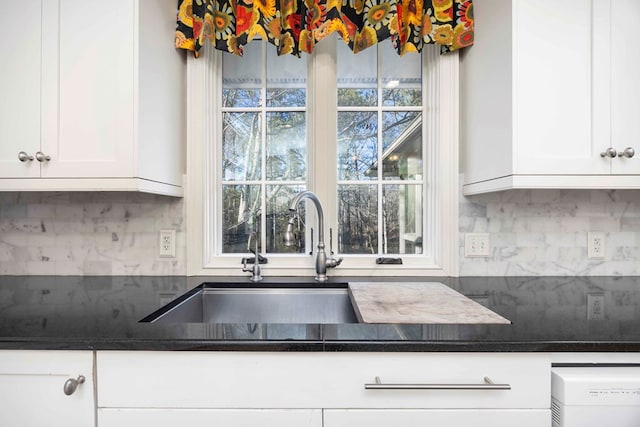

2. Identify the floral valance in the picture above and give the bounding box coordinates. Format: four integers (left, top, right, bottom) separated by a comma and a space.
175, 0, 474, 57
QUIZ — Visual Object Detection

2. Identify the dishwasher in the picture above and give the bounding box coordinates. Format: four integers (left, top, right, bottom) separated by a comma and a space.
552, 367, 640, 426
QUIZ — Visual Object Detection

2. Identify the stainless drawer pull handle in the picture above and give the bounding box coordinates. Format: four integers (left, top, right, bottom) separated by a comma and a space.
364, 376, 511, 390
63, 375, 85, 396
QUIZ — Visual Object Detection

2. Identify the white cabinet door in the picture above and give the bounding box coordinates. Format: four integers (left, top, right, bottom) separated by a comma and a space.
515, 0, 606, 176
99, 409, 322, 427
609, 0, 640, 175
40, 0, 134, 179
0, 0, 42, 178
324, 409, 550, 427
0, 350, 95, 427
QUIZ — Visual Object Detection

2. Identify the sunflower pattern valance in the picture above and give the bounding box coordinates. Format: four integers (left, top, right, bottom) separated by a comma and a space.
175, 0, 473, 57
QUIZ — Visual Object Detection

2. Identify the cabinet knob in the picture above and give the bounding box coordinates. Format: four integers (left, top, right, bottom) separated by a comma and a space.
618, 147, 635, 158
63, 375, 85, 396
600, 148, 617, 158
18, 151, 34, 162
35, 151, 51, 162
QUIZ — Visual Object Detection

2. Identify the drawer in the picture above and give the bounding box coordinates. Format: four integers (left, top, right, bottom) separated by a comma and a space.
97, 351, 550, 409
99, 409, 321, 427
324, 409, 551, 427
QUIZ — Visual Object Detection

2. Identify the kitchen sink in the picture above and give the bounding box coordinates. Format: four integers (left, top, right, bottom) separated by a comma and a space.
140, 285, 359, 324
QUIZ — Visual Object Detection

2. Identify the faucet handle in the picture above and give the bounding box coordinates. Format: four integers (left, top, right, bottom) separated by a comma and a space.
326, 256, 343, 269
329, 228, 334, 255
242, 254, 263, 282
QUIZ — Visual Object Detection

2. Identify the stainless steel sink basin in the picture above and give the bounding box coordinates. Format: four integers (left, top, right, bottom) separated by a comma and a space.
141, 287, 358, 324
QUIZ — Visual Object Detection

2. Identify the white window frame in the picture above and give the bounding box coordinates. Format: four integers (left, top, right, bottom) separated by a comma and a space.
186, 41, 459, 277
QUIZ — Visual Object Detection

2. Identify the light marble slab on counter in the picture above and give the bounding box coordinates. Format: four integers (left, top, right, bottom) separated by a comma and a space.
348, 282, 511, 324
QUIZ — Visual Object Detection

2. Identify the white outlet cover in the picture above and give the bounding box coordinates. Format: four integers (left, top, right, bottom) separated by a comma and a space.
587, 231, 606, 259
464, 233, 490, 257
159, 229, 176, 258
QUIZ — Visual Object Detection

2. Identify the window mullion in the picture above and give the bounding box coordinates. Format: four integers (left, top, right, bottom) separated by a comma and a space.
377, 44, 384, 255
309, 38, 338, 254
260, 42, 268, 254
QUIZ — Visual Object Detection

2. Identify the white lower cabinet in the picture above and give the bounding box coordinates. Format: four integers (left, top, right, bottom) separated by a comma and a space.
0, 350, 95, 427
97, 351, 551, 427
324, 409, 550, 426
99, 409, 322, 427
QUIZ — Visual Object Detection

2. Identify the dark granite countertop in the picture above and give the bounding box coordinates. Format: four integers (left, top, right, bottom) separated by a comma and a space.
1, 275, 639, 352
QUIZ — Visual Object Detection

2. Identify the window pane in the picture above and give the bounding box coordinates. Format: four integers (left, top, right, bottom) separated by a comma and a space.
382, 112, 422, 180
338, 88, 377, 107
381, 44, 422, 107
337, 39, 377, 106
267, 88, 306, 108
337, 112, 377, 180
222, 42, 262, 108
338, 185, 378, 254
222, 112, 262, 181
267, 112, 306, 180
222, 184, 261, 253
223, 88, 261, 108
267, 51, 306, 107
383, 184, 423, 254
266, 185, 306, 254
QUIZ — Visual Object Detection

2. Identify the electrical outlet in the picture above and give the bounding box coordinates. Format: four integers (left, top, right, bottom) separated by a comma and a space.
465, 233, 490, 257
587, 293, 605, 320
587, 232, 606, 259
159, 229, 176, 258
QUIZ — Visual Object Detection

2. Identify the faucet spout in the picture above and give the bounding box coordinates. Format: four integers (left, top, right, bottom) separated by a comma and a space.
284, 191, 342, 282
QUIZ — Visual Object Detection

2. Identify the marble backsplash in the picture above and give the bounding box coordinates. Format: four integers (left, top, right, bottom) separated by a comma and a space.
460, 189, 640, 276
1, 188, 639, 276
0, 192, 185, 275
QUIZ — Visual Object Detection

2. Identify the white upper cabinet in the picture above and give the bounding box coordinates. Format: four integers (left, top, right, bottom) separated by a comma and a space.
0, 0, 42, 179
607, 0, 640, 174
461, 0, 640, 195
0, 0, 185, 196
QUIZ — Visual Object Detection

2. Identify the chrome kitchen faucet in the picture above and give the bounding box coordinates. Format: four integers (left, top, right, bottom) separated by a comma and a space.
283, 191, 342, 282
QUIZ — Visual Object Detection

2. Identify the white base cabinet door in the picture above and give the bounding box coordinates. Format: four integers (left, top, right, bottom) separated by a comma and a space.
0, 350, 94, 427
99, 409, 322, 427
97, 351, 551, 426
324, 409, 550, 427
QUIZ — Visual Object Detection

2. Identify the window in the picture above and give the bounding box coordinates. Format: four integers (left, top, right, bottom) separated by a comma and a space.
220, 42, 308, 255
186, 37, 459, 277
335, 41, 423, 256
